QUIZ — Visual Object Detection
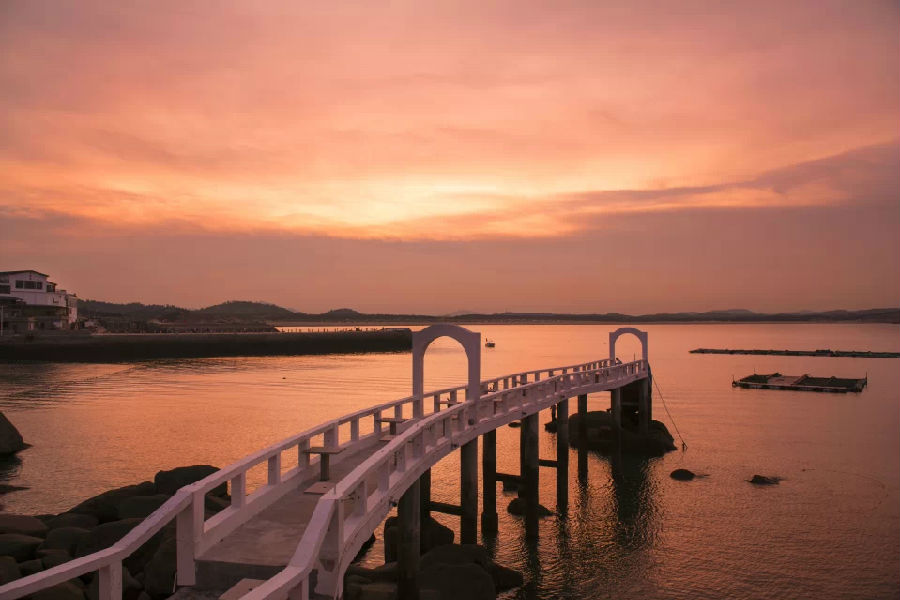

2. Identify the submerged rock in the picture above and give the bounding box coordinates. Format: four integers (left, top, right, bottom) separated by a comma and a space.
749, 475, 781, 485
670, 469, 696, 481
383, 515, 453, 561
506, 497, 553, 517
154, 465, 223, 496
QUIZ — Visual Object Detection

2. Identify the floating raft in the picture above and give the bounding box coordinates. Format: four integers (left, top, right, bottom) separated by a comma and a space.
692, 348, 899, 358
732, 373, 867, 393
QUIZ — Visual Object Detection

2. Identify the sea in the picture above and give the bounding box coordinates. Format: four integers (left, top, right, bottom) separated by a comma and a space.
1, 324, 898, 599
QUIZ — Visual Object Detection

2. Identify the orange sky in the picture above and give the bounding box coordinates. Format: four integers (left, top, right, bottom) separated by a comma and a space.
1, 1, 898, 313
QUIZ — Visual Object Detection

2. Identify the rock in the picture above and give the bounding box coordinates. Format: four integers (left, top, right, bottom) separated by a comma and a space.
749, 475, 781, 485
75, 519, 142, 557
0, 533, 43, 561
0, 484, 29, 495
41, 527, 91, 555
501, 479, 520, 493
348, 581, 396, 600
346, 562, 398, 583
154, 465, 224, 497
420, 544, 522, 592
0, 412, 25, 455
142, 533, 176, 599
39, 549, 72, 569
508, 421, 521, 428
0, 555, 21, 584
506, 497, 553, 517
544, 420, 558, 433
68, 483, 157, 523
352, 533, 376, 563
0, 513, 49, 537
117, 495, 171, 520
670, 468, 696, 481
32, 581, 86, 600
569, 411, 676, 455
46, 514, 99, 531
204, 494, 230, 514
383, 516, 454, 561
420, 562, 495, 600
18, 557, 44, 576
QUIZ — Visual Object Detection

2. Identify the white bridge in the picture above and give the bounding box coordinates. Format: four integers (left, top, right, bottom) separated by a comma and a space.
0, 326, 652, 600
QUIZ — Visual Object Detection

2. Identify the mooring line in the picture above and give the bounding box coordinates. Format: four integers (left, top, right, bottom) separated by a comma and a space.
652, 373, 687, 452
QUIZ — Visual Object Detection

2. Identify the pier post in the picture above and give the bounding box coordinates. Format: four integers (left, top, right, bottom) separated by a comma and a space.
398, 479, 421, 600
481, 429, 498, 535
637, 377, 650, 435
577, 394, 588, 440
522, 412, 540, 539
556, 398, 569, 515
611, 388, 622, 430
420, 469, 431, 524
460, 439, 478, 544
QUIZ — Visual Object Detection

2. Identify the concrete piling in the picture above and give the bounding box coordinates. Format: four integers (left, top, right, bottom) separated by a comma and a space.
522, 412, 540, 539
460, 439, 478, 544
481, 430, 498, 535
398, 479, 421, 600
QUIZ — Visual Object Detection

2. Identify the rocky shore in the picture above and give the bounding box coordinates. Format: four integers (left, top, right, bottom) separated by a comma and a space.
567, 410, 676, 456
0, 465, 227, 600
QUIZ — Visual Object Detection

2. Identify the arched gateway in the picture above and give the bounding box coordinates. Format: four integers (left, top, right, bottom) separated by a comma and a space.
412, 324, 481, 410
609, 327, 649, 363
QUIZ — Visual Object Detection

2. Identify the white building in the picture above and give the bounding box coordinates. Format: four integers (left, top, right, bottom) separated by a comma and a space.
0, 270, 78, 332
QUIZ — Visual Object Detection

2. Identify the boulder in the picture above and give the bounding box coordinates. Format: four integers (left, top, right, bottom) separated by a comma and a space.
0, 555, 21, 584
41, 527, 91, 556
18, 557, 44, 576
383, 516, 454, 561
420, 544, 522, 592
117, 495, 171, 520
544, 420, 558, 433
47, 514, 99, 530
670, 468, 696, 481
420, 562, 495, 600
568, 411, 676, 456
506, 497, 553, 517
0, 412, 25, 455
75, 520, 142, 557
68, 483, 157, 523
154, 465, 224, 497
31, 581, 85, 600
204, 494, 230, 514
0, 513, 48, 537
0, 533, 43, 561
39, 549, 72, 570
142, 534, 176, 599
749, 475, 781, 485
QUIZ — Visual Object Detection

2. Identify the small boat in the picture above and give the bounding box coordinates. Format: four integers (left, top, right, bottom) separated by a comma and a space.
485, 339, 496, 348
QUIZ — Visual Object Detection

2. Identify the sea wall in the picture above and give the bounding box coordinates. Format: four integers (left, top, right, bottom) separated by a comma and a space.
0, 329, 412, 362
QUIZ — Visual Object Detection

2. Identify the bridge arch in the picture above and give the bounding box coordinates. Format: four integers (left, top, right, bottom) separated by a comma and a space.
412, 324, 482, 406
609, 327, 648, 363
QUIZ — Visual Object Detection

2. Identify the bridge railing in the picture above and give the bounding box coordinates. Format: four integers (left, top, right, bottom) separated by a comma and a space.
243, 359, 648, 600
0, 356, 626, 600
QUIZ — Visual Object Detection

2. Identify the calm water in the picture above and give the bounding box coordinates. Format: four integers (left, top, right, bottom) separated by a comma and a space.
1, 324, 898, 599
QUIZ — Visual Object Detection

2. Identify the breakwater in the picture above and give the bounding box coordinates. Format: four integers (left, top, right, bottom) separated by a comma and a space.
0, 329, 412, 362
690, 347, 900, 358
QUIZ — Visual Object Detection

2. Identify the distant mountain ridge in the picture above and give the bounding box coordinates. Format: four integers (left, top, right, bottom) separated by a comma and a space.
78, 299, 900, 324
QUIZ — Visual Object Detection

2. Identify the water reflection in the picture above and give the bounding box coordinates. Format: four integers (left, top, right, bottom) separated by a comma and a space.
608, 451, 661, 550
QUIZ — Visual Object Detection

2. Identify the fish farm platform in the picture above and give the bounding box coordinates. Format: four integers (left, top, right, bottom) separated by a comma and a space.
733, 373, 867, 393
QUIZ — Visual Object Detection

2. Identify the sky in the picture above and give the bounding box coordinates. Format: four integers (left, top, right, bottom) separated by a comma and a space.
1, 0, 898, 313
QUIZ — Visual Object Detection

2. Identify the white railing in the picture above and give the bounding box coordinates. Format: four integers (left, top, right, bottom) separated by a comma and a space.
0, 357, 644, 600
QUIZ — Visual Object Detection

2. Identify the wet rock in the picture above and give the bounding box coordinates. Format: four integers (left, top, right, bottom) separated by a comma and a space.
32, 581, 86, 600
117, 495, 171, 520
0, 533, 43, 561
18, 557, 45, 576
39, 549, 72, 570
420, 562, 495, 600
204, 494, 230, 514
0, 412, 25, 455
352, 533, 376, 563
506, 497, 553, 517
749, 475, 781, 485
41, 527, 91, 556
0, 513, 49, 537
0, 555, 21, 584
75, 519, 142, 557
569, 411, 676, 456
420, 544, 523, 592
383, 516, 453, 561
670, 468, 696, 481
68, 483, 156, 523
154, 465, 224, 497
142, 534, 176, 599
46, 514, 99, 531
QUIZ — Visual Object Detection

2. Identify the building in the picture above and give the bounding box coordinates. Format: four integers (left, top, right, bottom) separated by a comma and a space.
0, 270, 78, 334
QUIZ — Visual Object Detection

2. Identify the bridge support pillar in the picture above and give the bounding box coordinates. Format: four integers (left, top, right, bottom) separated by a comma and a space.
481, 429, 498, 535
611, 388, 622, 430
556, 397, 569, 515
460, 439, 478, 544
398, 479, 420, 600
577, 393, 588, 437
522, 412, 540, 539
420, 468, 431, 524
638, 375, 651, 435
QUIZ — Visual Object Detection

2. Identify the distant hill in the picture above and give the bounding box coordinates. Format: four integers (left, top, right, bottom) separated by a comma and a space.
77, 300, 900, 324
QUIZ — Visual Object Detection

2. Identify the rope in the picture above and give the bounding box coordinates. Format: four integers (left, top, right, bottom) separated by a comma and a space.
652, 372, 687, 452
